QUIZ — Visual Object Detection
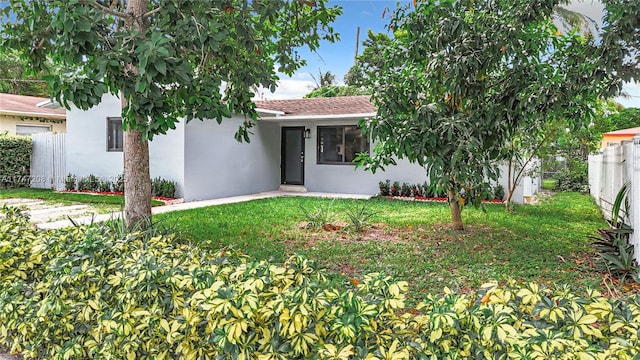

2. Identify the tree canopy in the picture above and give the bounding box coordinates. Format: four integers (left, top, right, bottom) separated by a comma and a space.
2, 0, 341, 226
344, 30, 391, 88
0, 50, 49, 97
357, 0, 613, 230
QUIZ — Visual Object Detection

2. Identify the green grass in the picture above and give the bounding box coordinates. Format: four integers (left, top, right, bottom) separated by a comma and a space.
156, 193, 609, 300
0, 188, 164, 207
542, 178, 557, 190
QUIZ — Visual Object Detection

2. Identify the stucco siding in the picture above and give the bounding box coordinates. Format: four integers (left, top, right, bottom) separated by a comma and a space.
149, 123, 186, 198
0, 115, 65, 135
183, 118, 280, 201
66, 94, 123, 181
281, 119, 428, 195
66, 93, 186, 196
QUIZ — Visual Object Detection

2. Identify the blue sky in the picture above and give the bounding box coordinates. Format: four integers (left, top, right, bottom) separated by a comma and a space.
1, 0, 637, 106
261, 0, 640, 109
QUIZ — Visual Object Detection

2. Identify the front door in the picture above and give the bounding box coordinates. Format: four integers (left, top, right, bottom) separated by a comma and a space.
281, 127, 305, 185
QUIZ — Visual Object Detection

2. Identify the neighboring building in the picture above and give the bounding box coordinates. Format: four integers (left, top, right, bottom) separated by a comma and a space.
64, 93, 537, 202
601, 127, 640, 148
0, 93, 66, 135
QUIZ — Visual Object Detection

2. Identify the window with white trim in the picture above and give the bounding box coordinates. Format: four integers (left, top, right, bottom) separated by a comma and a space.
317, 125, 369, 164
107, 117, 123, 152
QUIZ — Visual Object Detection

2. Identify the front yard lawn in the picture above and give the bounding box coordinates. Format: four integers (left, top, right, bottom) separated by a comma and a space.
0, 188, 165, 206
157, 192, 610, 301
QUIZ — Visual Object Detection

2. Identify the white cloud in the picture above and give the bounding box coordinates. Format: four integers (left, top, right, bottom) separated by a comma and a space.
254, 73, 316, 100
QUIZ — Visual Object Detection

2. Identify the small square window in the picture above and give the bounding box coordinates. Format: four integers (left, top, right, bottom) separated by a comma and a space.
317, 125, 369, 164
107, 117, 123, 152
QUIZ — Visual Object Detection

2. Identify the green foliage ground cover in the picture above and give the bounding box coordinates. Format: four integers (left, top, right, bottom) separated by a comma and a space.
156, 192, 609, 299
2, 203, 640, 359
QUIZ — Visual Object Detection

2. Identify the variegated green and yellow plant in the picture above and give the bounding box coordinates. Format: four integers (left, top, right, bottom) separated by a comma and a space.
1, 206, 639, 359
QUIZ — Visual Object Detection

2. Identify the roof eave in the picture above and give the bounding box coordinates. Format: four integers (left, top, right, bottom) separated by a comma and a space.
0, 110, 66, 120
255, 108, 286, 116
259, 112, 376, 121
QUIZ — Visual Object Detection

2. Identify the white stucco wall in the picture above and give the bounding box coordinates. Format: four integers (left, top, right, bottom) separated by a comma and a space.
66, 94, 124, 181
67, 96, 537, 203
278, 119, 429, 195
183, 118, 280, 201
66, 93, 186, 197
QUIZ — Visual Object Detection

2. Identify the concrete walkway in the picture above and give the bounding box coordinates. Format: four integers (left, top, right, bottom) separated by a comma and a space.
33, 190, 371, 229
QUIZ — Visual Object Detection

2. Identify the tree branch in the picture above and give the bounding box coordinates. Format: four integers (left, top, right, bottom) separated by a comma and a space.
143, 7, 162, 19
80, 0, 129, 19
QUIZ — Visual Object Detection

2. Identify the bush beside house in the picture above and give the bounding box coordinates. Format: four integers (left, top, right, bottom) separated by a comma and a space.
0, 134, 32, 189
1, 206, 639, 359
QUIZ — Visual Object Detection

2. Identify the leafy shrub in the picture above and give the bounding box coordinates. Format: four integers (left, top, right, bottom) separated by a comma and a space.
494, 184, 505, 200
113, 173, 124, 193
590, 183, 639, 282
98, 180, 112, 192
64, 173, 76, 191
400, 182, 411, 196
554, 162, 589, 192
87, 174, 100, 192
390, 181, 401, 196
0, 134, 32, 189
152, 176, 177, 198
2, 206, 640, 359
76, 176, 90, 191
421, 181, 432, 197
411, 184, 421, 197
378, 179, 391, 196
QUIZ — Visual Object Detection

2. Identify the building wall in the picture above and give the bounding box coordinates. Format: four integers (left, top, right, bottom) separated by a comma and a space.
0, 114, 65, 135
183, 118, 280, 201
66, 93, 186, 197
66, 96, 537, 203
601, 135, 635, 149
279, 119, 537, 202
280, 119, 428, 195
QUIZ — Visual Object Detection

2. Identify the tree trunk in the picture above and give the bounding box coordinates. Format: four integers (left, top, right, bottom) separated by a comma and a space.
448, 188, 464, 231
122, 0, 152, 228
506, 159, 514, 212
124, 129, 151, 228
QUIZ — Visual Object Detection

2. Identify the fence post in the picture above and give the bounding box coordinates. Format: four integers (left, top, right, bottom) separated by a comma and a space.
631, 136, 640, 263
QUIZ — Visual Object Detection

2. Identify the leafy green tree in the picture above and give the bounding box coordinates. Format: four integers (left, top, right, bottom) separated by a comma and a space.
0, 50, 49, 97
2, 0, 341, 227
304, 84, 370, 98
344, 30, 391, 87
309, 69, 337, 90
358, 0, 607, 230
595, 107, 640, 134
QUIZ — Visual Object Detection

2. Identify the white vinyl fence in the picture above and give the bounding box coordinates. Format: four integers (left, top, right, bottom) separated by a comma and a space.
588, 136, 640, 263
30, 133, 66, 191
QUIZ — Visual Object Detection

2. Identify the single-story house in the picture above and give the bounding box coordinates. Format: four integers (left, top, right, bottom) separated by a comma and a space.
64, 93, 537, 202
601, 127, 640, 148
0, 93, 66, 135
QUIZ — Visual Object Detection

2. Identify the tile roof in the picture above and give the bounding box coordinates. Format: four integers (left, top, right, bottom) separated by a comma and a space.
604, 127, 640, 136
0, 93, 66, 118
255, 95, 375, 116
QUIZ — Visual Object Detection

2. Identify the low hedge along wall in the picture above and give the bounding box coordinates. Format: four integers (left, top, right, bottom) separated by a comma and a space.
1, 206, 639, 359
0, 135, 32, 189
